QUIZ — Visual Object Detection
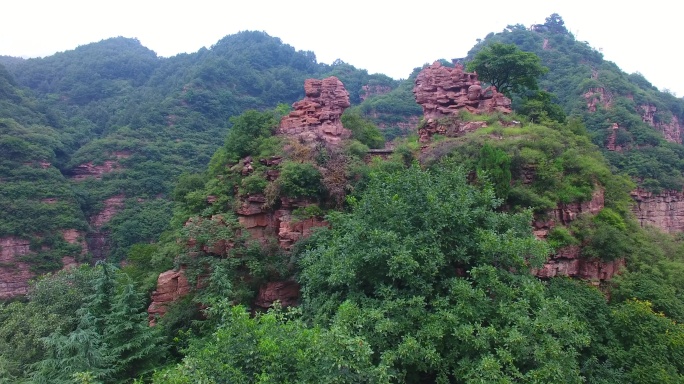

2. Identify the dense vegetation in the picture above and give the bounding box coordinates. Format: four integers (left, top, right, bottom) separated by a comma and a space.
466, 14, 684, 193
3, 14, 684, 383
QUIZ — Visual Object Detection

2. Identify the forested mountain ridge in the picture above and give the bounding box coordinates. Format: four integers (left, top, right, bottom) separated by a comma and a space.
466, 15, 684, 195
3, 15, 684, 383
0, 32, 398, 296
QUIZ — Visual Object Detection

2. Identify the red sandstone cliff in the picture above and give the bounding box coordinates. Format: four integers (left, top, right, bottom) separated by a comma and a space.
631, 188, 684, 233
149, 77, 347, 321
532, 187, 624, 281
639, 104, 683, 144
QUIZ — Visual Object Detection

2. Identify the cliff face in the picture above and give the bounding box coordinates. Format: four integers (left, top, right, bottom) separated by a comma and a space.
0, 229, 87, 298
631, 188, 684, 233
87, 194, 125, 261
0, 237, 33, 299
532, 188, 624, 281
583, 87, 612, 112
148, 269, 191, 325
639, 104, 683, 144
149, 77, 345, 321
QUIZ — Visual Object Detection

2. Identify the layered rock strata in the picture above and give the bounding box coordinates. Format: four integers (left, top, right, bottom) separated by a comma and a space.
413, 61, 512, 120
279, 76, 351, 145
87, 194, 125, 261
640, 104, 683, 144
0, 237, 33, 298
413, 62, 511, 142
532, 187, 623, 281
148, 269, 191, 325
631, 188, 684, 233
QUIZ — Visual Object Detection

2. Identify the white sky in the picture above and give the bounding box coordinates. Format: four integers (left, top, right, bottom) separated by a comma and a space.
2, 1, 682, 96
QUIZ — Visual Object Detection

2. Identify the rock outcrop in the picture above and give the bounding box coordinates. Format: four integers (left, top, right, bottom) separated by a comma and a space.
0, 237, 33, 299
532, 187, 623, 281
640, 104, 683, 144
254, 280, 300, 309
236, 194, 327, 250
0, 229, 88, 299
70, 152, 130, 181
279, 77, 351, 145
360, 83, 392, 101
631, 188, 684, 233
412, 62, 512, 142
534, 246, 625, 281
583, 87, 612, 112
87, 194, 125, 261
70, 161, 121, 181
148, 269, 191, 325
413, 61, 512, 120
606, 123, 623, 152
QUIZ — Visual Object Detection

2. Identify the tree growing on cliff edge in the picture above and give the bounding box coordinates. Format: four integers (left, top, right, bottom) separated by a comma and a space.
466, 42, 548, 98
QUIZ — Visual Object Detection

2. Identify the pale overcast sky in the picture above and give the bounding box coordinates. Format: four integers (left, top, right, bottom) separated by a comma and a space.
3, 1, 682, 96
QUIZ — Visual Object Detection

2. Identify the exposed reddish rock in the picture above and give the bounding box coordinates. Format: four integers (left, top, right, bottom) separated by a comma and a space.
533, 245, 625, 281
360, 83, 392, 101
87, 194, 125, 261
62, 229, 87, 254
90, 195, 125, 229
0, 237, 33, 298
235, 194, 326, 249
71, 160, 121, 181
532, 187, 623, 281
276, 210, 328, 250
640, 104, 683, 144
413, 61, 512, 121
148, 269, 191, 325
631, 188, 684, 233
279, 77, 351, 145
254, 280, 300, 309
606, 123, 623, 151
552, 187, 605, 225
583, 87, 612, 112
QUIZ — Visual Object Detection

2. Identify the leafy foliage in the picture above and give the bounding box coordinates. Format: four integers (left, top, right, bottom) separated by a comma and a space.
466, 42, 548, 97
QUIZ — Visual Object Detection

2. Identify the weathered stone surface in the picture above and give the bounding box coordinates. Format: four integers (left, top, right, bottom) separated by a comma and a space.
70, 152, 130, 181
640, 104, 683, 144
552, 187, 605, 225
360, 83, 392, 101
606, 123, 623, 152
70, 161, 120, 181
413, 61, 512, 121
148, 269, 191, 325
0, 237, 33, 298
254, 280, 300, 309
279, 77, 351, 145
532, 187, 623, 281
276, 210, 327, 250
87, 194, 125, 261
583, 87, 612, 112
534, 250, 624, 281
631, 188, 684, 233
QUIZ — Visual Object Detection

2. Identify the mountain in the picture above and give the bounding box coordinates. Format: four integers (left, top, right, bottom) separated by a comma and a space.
0, 32, 399, 294
3, 16, 684, 382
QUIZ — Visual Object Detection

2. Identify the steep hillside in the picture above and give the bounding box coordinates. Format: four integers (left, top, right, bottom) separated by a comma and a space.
0, 65, 88, 297
466, 15, 684, 232
4, 17, 684, 383
0, 32, 398, 288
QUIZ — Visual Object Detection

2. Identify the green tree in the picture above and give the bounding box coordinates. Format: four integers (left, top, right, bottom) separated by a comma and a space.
466, 42, 548, 98
298, 163, 587, 382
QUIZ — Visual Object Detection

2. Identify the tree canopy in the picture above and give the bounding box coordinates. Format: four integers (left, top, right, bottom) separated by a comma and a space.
466, 42, 548, 97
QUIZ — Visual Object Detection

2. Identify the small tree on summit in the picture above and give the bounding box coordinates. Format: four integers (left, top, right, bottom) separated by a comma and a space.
466, 42, 548, 98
